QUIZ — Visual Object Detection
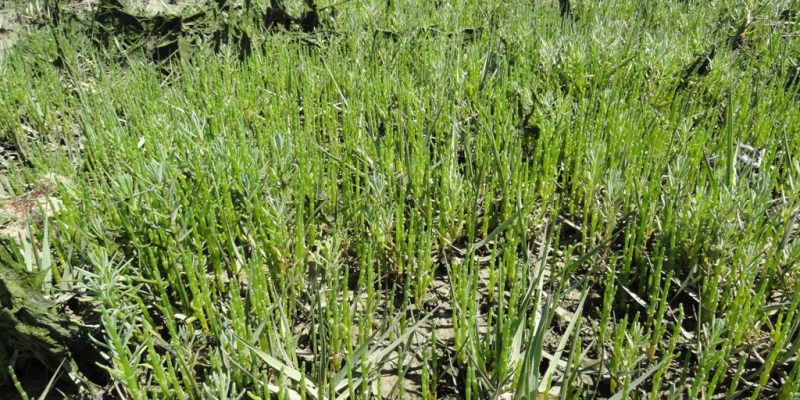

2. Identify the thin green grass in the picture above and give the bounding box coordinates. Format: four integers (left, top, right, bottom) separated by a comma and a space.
1, 0, 799, 398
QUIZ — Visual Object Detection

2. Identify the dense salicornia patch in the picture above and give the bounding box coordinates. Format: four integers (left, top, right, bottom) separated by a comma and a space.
1, 0, 799, 398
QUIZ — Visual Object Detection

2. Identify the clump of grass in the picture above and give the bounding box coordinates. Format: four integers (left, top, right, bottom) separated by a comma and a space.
1, 0, 799, 398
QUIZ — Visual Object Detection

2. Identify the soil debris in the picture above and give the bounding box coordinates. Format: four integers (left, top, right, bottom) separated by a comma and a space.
0, 174, 67, 241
